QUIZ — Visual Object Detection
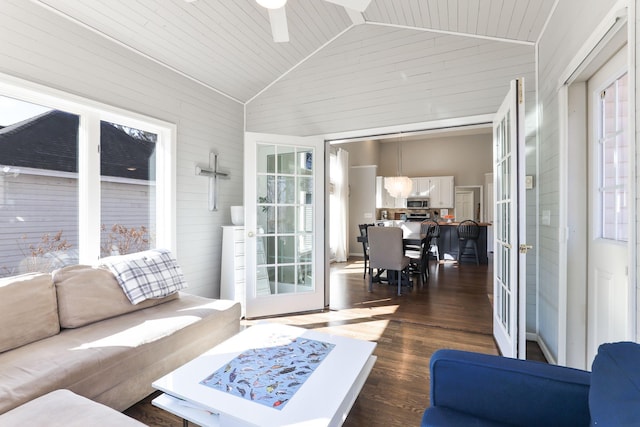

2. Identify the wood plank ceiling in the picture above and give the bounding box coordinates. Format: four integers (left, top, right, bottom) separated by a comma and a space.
35, 0, 555, 104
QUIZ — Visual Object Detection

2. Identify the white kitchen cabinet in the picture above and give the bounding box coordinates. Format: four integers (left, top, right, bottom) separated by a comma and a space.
376, 176, 406, 208
377, 175, 454, 208
221, 225, 246, 318
409, 177, 430, 197
407, 176, 454, 208
430, 176, 454, 208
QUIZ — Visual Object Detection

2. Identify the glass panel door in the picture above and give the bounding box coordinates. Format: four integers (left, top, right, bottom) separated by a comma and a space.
245, 133, 324, 318
256, 144, 314, 295
493, 78, 526, 359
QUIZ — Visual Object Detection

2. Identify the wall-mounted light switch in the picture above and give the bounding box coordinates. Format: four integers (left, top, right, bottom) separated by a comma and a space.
525, 175, 534, 190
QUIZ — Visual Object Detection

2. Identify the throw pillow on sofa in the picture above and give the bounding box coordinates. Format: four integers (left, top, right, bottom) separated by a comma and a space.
53, 264, 178, 328
0, 273, 59, 352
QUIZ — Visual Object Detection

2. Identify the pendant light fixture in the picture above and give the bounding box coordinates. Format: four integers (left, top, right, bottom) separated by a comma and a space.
384, 137, 413, 198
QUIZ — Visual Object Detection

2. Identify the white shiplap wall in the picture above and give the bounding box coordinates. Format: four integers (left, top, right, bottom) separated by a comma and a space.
536, 0, 624, 361
246, 23, 535, 136
0, 0, 244, 298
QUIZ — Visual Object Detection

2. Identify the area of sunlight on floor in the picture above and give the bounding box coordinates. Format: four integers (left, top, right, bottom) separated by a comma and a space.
243, 306, 397, 342
331, 261, 366, 274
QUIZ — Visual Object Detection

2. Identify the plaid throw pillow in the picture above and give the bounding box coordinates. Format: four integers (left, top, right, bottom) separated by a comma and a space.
100, 248, 187, 304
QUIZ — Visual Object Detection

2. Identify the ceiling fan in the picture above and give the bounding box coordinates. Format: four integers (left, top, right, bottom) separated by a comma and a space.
256, 0, 372, 43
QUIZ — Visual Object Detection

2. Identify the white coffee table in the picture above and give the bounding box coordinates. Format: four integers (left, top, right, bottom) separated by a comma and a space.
152, 323, 377, 427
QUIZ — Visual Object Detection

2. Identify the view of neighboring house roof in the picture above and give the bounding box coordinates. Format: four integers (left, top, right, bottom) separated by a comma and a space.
0, 110, 155, 181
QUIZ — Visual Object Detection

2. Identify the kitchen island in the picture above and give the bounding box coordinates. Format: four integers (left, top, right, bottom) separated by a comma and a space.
435, 222, 491, 264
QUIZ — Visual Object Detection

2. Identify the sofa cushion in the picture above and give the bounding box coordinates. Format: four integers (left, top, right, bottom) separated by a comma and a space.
589, 341, 640, 426
0, 294, 240, 413
53, 264, 177, 328
0, 389, 146, 426
0, 273, 59, 353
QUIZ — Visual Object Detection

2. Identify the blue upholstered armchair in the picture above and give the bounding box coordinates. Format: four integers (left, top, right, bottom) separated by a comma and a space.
422, 342, 640, 426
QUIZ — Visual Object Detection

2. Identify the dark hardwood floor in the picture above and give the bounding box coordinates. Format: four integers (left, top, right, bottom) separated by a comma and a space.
125, 256, 545, 426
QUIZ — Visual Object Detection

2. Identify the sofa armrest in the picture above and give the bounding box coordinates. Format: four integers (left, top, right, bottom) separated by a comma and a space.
426, 349, 591, 426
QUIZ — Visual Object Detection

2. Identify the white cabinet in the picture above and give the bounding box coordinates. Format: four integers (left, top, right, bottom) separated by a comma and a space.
430, 176, 454, 208
376, 176, 405, 208
220, 225, 246, 318
376, 175, 453, 209
407, 176, 454, 208
409, 177, 430, 197
221, 226, 271, 318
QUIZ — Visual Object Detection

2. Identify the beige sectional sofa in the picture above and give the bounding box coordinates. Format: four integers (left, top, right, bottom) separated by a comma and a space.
0, 264, 241, 415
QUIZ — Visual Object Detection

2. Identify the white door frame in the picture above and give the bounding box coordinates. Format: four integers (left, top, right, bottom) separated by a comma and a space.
558, 3, 636, 369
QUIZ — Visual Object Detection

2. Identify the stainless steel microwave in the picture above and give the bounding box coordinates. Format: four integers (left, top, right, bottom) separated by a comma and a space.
407, 198, 429, 209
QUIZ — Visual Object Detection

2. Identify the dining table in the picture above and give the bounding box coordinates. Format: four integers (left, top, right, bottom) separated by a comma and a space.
357, 229, 429, 285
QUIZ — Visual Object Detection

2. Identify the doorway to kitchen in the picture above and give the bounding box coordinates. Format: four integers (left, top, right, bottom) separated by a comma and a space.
326, 117, 494, 264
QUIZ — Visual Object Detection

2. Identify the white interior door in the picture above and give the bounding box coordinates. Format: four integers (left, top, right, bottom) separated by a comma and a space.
586, 47, 631, 363
455, 190, 474, 221
493, 78, 527, 359
244, 132, 325, 318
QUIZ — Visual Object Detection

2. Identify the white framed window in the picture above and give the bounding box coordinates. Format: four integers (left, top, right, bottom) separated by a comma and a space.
597, 71, 629, 242
0, 74, 176, 277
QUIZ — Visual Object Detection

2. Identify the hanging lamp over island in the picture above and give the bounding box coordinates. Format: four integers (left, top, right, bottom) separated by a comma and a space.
384, 138, 413, 198
384, 176, 413, 198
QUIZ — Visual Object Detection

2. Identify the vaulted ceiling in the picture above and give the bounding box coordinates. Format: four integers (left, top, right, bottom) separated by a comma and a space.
36, 0, 556, 104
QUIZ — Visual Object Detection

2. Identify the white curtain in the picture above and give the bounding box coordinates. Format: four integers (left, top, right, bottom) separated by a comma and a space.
331, 148, 349, 262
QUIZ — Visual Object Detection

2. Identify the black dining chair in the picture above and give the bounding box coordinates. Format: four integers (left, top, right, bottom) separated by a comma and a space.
457, 220, 480, 265
358, 223, 374, 278
422, 220, 441, 263
368, 226, 411, 296
405, 221, 433, 283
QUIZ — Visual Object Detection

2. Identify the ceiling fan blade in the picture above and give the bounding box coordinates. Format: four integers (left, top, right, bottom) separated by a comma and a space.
324, 0, 371, 13
268, 7, 289, 43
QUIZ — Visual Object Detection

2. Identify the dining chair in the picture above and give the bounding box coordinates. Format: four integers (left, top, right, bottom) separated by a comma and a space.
367, 226, 411, 296
405, 223, 430, 283
358, 223, 374, 278
457, 219, 480, 265
422, 220, 441, 263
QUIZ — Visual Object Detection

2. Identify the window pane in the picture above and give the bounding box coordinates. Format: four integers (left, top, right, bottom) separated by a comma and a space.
0, 97, 79, 277
297, 150, 313, 175
277, 147, 296, 174
599, 73, 629, 242
100, 121, 156, 257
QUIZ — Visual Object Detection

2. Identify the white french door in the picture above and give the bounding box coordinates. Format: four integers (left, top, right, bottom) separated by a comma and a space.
244, 132, 325, 318
493, 79, 527, 359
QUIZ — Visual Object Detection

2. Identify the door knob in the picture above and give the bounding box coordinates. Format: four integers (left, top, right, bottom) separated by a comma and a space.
247, 231, 255, 238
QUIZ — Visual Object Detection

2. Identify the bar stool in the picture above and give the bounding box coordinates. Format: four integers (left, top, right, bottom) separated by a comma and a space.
457, 220, 480, 265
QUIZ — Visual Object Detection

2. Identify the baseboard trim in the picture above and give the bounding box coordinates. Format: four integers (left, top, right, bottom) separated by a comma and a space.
527, 333, 557, 365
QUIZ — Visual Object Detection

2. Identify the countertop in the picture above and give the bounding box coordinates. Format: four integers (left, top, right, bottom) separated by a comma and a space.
376, 220, 492, 227
435, 221, 492, 226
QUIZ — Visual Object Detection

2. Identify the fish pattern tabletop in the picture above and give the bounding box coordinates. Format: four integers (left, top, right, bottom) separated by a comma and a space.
200, 333, 335, 410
